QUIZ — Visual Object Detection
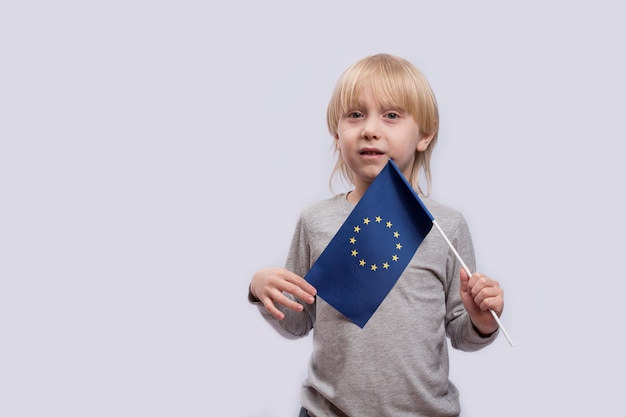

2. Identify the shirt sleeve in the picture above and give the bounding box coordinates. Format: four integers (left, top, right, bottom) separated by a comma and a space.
444, 214, 499, 351
248, 214, 316, 339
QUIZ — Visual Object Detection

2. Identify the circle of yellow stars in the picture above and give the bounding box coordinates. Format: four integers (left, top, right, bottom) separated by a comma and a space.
349, 215, 402, 272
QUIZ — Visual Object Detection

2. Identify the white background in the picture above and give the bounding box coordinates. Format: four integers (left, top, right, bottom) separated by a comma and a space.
1, 1, 625, 416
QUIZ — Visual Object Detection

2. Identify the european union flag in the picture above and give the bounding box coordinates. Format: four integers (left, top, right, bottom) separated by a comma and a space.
305, 160, 434, 328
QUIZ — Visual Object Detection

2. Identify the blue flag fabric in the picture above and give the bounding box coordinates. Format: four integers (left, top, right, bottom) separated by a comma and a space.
305, 160, 435, 328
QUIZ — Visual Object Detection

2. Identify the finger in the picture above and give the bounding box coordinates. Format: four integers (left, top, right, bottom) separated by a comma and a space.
280, 271, 317, 304
468, 273, 498, 296
472, 287, 504, 313
471, 287, 496, 310
268, 287, 309, 314
283, 270, 317, 297
261, 296, 286, 320
262, 290, 306, 319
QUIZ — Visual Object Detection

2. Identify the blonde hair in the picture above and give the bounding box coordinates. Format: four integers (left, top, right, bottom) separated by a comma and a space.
326, 53, 439, 196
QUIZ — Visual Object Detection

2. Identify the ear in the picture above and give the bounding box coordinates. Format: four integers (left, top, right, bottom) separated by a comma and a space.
416, 133, 434, 152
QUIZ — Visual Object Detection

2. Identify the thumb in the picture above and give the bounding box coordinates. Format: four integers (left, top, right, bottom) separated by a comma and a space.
459, 267, 470, 294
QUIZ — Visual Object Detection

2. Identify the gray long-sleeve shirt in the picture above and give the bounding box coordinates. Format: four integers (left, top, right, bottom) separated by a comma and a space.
251, 194, 497, 417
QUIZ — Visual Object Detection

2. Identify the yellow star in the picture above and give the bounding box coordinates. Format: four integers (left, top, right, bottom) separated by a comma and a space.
349, 237, 356, 244
354, 225, 361, 233
363, 217, 370, 225
386, 221, 392, 228
383, 262, 390, 269
351, 249, 358, 257
370, 264, 378, 271
359, 259, 366, 267
396, 243, 403, 250
375, 216, 382, 223
392, 254, 399, 261
393, 231, 399, 238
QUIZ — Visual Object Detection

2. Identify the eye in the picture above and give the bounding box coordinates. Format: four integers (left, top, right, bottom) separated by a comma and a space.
347, 111, 363, 119
385, 112, 399, 120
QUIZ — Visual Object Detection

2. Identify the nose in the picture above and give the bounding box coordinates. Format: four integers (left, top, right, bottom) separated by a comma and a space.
361, 118, 381, 140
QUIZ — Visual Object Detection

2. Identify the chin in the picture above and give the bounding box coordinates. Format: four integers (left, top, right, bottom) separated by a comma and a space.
359, 167, 385, 182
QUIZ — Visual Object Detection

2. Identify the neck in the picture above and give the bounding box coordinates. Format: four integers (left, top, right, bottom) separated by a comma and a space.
346, 188, 365, 204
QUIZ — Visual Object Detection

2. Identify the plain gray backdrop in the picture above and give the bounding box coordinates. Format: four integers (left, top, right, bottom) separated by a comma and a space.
2, 1, 624, 416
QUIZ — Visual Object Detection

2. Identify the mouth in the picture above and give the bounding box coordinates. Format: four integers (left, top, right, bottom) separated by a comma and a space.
359, 149, 385, 156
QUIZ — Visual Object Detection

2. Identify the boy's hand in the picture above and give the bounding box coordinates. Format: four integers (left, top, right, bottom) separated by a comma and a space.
460, 269, 504, 336
250, 267, 317, 320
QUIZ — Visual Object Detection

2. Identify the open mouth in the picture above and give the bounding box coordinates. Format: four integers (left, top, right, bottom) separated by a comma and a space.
360, 150, 384, 155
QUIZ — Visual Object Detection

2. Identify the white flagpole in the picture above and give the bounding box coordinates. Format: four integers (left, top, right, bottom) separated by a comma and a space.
432, 220, 514, 347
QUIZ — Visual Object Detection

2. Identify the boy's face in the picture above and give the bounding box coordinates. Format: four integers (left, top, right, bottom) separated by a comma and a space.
335, 88, 432, 194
